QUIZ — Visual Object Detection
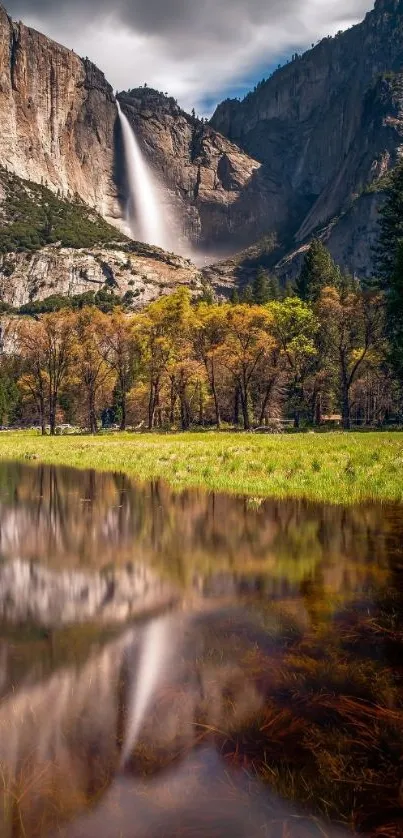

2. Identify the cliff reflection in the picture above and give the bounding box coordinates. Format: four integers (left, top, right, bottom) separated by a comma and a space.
0, 462, 399, 605
0, 462, 402, 836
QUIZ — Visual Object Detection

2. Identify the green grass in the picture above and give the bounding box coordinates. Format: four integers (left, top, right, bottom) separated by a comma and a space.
1, 430, 402, 504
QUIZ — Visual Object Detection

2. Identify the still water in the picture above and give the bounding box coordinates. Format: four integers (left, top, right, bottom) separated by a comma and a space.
0, 462, 402, 837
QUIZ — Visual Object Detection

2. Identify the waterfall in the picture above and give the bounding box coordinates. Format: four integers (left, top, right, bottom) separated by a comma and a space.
116, 101, 174, 251
120, 614, 173, 769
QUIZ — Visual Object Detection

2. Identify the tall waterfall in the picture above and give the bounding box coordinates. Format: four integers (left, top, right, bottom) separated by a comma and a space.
116, 101, 174, 251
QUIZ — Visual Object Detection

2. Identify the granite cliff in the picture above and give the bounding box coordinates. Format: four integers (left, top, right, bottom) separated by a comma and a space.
211, 0, 403, 277
0, 0, 402, 292
0, 5, 120, 223
117, 88, 276, 252
0, 2, 271, 256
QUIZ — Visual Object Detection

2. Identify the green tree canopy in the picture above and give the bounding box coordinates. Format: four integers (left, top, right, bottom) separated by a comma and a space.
252, 267, 270, 305
387, 240, 403, 383
376, 161, 403, 283
296, 239, 340, 302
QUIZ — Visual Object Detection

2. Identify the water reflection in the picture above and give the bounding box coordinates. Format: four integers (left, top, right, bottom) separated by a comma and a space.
0, 461, 399, 601
0, 610, 352, 838
0, 462, 402, 837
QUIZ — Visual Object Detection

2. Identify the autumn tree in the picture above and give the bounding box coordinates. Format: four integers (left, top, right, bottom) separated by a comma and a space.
102, 309, 138, 430
269, 297, 318, 427
73, 308, 115, 433
220, 305, 274, 430
136, 289, 194, 429
317, 286, 384, 428
194, 304, 227, 428
17, 312, 74, 434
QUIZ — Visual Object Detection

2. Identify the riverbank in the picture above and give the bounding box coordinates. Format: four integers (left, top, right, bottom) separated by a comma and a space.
0, 430, 401, 505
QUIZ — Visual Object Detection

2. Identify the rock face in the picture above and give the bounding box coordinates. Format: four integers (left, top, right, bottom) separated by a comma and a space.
0, 558, 178, 626
211, 0, 403, 275
0, 3, 277, 254
0, 242, 202, 309
0, 0, 402, 280
0, 5, 121, 224
117, 89, 276, 252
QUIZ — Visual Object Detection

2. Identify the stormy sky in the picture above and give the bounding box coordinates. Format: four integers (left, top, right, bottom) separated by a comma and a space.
5, 0, 374, 114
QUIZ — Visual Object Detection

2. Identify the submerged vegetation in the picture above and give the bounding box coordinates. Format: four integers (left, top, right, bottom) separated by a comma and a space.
0, 430, 402, 504
217, 593, 403, 836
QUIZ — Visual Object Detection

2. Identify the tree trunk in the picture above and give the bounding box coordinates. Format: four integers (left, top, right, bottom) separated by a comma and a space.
120, 389, 127, 431
169, 380, 176, 426
89, 392, 97, 434
180, 395, 190, 430
148, 381, 157, 430
259, 380, 274, 426
314, 392, 322, 426
233, 386, 240, 426
240, 387, 250, 431
342, 382, 351, 430
39, 395, 46, 436
198, 383, 204, 426
49, 395, 56, 435
210, 363, 221, 429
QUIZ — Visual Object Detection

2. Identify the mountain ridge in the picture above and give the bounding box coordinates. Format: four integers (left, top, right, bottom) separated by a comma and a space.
0, 0, 401, 297
210, 0, 403, 276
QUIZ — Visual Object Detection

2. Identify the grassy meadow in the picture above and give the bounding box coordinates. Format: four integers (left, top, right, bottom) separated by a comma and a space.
0, 430, 402, 504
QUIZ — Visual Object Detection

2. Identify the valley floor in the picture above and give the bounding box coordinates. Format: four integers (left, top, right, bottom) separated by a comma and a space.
0, 430, 402, 505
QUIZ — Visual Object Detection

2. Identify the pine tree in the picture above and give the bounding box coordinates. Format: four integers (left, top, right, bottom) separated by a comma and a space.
241, 283, 254, 305
267, 275, 281, 300
230, 288, 239, 304
387, 240, 403, 383
376, 162, 403, 283
252, 267, 270, 305
296, 238, 340, 302
284, 279, 296, 298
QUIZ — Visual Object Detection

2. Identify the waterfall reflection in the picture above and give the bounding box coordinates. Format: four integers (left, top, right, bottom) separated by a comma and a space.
0, 462, 402, 835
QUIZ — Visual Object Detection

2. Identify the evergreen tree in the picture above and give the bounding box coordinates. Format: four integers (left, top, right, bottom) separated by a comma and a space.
387, 240, 403, 383
284, 279, 296, 298
252, 267, 270, 305
267, 275, 281, 301
241, 283, 254, 305
376, 161, 403, 283
230, 288, 240, 304
296, 239, 340, 302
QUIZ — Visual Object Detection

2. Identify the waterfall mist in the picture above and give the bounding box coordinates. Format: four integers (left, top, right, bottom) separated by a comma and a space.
117, 101, 179, 253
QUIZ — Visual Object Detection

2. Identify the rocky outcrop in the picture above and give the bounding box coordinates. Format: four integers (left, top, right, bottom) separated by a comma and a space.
0, 242, 202, 309
0, 3, 277, 254
211, 0, 403, 276
0, 558, 178, 625
0, 0, 402, 277
117, 89, 277, 251
0, 5, 121, 224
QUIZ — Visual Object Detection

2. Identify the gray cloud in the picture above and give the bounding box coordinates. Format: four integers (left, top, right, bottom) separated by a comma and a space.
4, 0, 374, 112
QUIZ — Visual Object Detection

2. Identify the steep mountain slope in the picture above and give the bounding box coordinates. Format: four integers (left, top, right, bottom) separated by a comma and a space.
117, 88, 277, 252
0, 4, 120, 223
0, 3, 273, 255
211, 0, 403, 275
0, 0, 402, 283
